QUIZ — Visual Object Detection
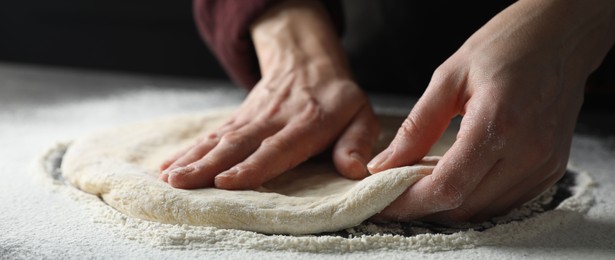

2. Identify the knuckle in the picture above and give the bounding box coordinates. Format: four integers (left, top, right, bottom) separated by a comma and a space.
219, 131, 253, 148
297, 100, 325, 126
479, 119, 509, 153
205, 132, 219, 141
398, 114, 422, 140
523, 137, 554, 168
430, 65, 455, 86
486, 116, 507, 136
190, 143, 211, 155
262, 136, 291, 153
432, 181, 465, 210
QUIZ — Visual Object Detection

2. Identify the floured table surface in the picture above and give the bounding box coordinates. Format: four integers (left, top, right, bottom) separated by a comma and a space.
2, 63, 614, 259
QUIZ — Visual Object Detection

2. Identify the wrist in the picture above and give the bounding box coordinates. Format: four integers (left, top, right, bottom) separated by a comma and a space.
553, 0, 615, 75
522, 0, 615, 72
250, 0, 351, 80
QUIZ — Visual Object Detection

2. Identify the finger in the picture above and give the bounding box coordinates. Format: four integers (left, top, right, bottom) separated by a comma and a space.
375, 108, 502, 222
470, 163, 565, 221
427, 152, 563, 223
333, 104, 380, 179
420, 155, 544, 223
454, 138, 570, 222
214, 111, 332, 190
159, 118, 245, 173
167, 121, 279, 189
367, 70, 462, 173
160, 134, 220, 183
416, 159, 508, 223
216, 118, 248, 135
420, 114, 573, 223
160, 140, 201, 172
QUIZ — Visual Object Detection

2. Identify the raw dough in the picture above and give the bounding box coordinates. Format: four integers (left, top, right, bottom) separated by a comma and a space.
61, 109, 439, 235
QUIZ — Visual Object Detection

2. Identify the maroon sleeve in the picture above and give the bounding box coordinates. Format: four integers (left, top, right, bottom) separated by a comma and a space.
193, 0, 344, 89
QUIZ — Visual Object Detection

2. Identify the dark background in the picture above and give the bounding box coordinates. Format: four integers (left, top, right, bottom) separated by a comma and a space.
0, 0, 228, 80
0, 0, 612, 111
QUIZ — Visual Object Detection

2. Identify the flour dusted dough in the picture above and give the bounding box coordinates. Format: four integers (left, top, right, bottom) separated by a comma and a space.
61, 109, 439, 235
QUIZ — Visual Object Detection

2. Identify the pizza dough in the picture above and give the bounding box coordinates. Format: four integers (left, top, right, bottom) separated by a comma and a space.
61, 109, 443, 235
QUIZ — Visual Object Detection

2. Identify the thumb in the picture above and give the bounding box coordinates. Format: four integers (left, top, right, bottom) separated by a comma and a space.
367, 70, 462, 173
333, 104, 380, 179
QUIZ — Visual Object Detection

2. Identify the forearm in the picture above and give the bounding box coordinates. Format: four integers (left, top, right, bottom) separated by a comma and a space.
556, 0, 615, 75
466, 0, 615, 79
250, 0, 352, 80
193, 0, 344, 88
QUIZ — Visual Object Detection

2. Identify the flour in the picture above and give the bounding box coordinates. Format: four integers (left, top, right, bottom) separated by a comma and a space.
36, 141, 595, 253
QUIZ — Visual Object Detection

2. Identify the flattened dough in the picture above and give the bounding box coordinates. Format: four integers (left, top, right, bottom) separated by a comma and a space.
61, 109, 442, 235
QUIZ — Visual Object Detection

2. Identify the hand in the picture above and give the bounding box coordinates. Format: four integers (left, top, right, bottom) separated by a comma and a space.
160, 0, 379, 189
368, 0, 615, 223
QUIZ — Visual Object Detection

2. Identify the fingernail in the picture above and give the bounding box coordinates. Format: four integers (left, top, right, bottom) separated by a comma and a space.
161, 165, 178, 175
350, 152, 366, 165
350, 152, 370, 177
218, 167, 239, 178
160, 173, 169, 182
214, 168, 239, 187
169, 165, 196, 176
367, 149, 392, 173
